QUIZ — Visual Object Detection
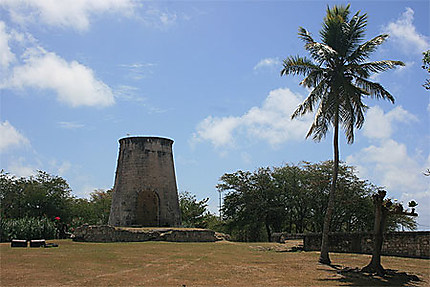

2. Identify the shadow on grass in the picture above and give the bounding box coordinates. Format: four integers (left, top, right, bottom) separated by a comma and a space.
320, 265, 421, 286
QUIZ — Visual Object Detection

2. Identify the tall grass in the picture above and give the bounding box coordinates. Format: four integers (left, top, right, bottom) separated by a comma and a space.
0, 217, 56, 242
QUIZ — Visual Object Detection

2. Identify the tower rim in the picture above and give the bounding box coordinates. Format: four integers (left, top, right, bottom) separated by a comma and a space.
119, 136, 174, 144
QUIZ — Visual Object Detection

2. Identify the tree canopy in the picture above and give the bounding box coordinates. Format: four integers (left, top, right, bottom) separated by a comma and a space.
218, 161, 415, 242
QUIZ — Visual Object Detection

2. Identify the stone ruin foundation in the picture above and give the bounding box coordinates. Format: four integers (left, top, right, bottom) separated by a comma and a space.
72, 225, 222, 242
72, 136, 228, 243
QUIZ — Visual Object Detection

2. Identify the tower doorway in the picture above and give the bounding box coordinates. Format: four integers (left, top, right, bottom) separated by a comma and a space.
136, 190, 160, 226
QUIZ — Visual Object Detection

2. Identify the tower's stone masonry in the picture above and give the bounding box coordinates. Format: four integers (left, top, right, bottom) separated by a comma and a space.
108, 137, 181, 227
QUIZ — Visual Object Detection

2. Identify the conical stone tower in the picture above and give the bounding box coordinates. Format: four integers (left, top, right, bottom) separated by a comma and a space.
108, 137, 181, 227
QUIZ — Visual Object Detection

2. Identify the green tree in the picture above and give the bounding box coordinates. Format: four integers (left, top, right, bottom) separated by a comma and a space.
218, 168, 288, 241
272, 164, 309, 234
179, 191, 210, 228
281, 4, 404, 265
0, 171, 25, 218
217, 161, 396, 242
0, 171, 73, 221
69, 189, 113, 228
89, 189, 113, 225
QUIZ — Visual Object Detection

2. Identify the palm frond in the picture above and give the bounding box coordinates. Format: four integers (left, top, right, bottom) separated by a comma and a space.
298, 27, 315, 46
320, 4, 351, 55
343, 12, 368, 56
292, 79, 328, 119
348, 35, 389, 63
306, 93, 336, 141
350, 60, 405, 75
299, 27, 337, 65
354, 77, 395, 103
299, 69, 326, 88
338, 82, 368, 143
304, 42, 338, 65
280, 56, 319, 77
281, 4, 402, 146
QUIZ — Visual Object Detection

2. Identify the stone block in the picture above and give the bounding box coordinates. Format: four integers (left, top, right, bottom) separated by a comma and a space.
30, 239, 46, 247
11, 239, 27, 247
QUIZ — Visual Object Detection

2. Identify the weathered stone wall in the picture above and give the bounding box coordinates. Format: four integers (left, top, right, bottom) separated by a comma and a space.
72, 225, 218, 242
108, 137, 181, 227
271, 233, 304, 242
302, 232, 429, 259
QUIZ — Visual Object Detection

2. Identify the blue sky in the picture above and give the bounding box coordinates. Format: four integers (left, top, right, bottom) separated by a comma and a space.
1, 0, 429, 229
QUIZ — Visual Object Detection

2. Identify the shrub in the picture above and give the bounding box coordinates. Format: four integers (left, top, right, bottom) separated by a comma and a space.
0, 217, 56, 242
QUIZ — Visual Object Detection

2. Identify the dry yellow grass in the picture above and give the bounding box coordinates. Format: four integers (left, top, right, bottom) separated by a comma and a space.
1, 239, 429, 286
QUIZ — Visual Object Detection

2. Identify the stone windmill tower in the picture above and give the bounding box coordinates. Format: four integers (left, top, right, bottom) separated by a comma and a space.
108, 137, 181, 227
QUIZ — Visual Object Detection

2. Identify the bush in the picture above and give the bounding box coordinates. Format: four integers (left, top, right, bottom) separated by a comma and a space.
0, 217, 57, 242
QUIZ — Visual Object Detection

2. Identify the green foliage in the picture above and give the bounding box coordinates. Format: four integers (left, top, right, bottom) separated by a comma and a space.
179, 191, 211, 228
0, 217, 56, 242
385, 213, 417, 231
0, 170, 73, 221
0, 170, 113, 230
282, 4, 403, 145
69, 189, 113, 228
218, 161, 415, 242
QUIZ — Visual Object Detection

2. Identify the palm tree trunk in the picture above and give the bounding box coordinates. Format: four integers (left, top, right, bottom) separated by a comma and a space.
319, 110, 339, 265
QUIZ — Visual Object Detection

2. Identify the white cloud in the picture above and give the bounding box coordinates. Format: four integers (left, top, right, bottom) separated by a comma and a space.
8, 159, 37, 177
139, 8, 179, 28
254, 57, 281, 70
58, 121, 85, 129
7, 48, 115, 107
0, 121, 29, 152
348, 139, 426, 192
362, 106, 417, 140
0, 0, 135, 31
48, 159, 72, 176
0, 21, 15, 69
192, 87, 312, 148
347, 105, 429, 228
383, 7, 430, 54
194, 116, 241, 148
120, 62, 157, 80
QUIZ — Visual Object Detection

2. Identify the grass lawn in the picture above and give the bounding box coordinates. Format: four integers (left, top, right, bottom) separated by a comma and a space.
1, 239, 429, 286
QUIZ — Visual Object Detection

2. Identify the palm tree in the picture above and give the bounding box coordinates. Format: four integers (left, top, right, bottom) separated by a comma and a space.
281, 4, 404, 265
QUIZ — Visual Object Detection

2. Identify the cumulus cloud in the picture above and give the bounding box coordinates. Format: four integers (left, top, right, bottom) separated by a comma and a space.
192, 87, 312, 148
362, 106, 418, 140
347, 105, 429, 227
0, 0, 135, 31
348, 139, 426, 192
383, 7, 430, 54
0, 21, 15, 69
0, 121, 30, 152
7, 48, 115, 107
254, 57, 281, 70
7, 158, 37, 178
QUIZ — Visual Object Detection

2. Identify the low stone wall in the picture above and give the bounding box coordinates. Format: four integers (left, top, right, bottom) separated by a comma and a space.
72, 225, 219, 243
303, 231, 429, 259
271, 233, 304, 242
